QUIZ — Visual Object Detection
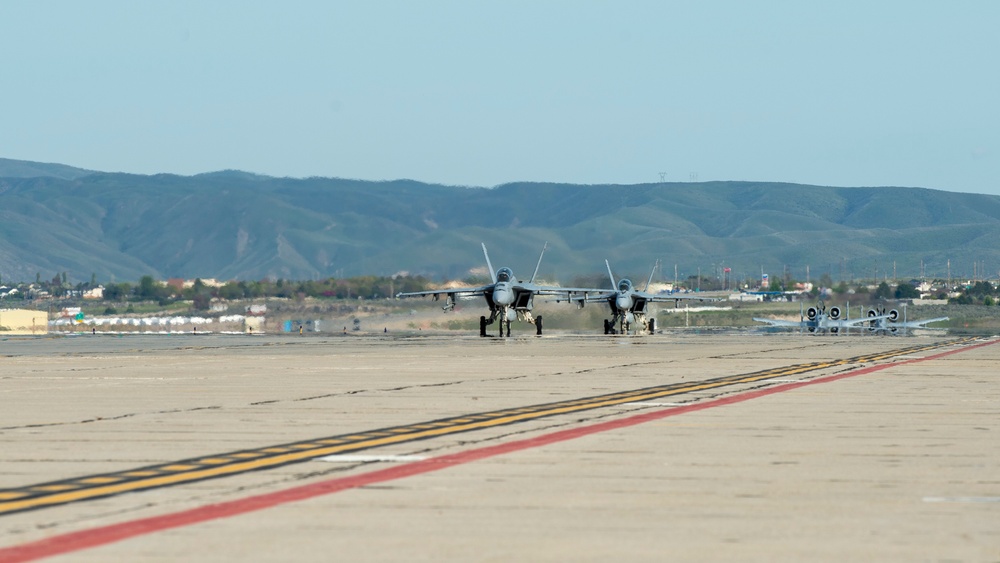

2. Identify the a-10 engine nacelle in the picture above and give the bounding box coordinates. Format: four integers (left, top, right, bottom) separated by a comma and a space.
867, 308, 899, 322
807, 307, 819, 321
828, 306, 841, 320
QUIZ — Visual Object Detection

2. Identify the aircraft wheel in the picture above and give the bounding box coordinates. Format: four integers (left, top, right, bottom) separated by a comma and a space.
505, 319, 511, 337
648, 318, 655, 334
480, 316, 487, 337
535, 315, 543, 336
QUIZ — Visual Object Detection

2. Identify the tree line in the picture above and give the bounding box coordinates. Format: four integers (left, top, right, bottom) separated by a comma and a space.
3, 272, 999, 308
2, 274, 433, 310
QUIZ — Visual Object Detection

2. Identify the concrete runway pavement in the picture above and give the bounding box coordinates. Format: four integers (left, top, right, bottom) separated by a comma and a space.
0, 332, 997, 561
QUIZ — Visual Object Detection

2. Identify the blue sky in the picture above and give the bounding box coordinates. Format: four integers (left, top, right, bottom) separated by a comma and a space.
2, 1, 998, 194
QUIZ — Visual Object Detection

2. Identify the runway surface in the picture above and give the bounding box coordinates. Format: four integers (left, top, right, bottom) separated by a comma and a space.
1, 332, 998, 561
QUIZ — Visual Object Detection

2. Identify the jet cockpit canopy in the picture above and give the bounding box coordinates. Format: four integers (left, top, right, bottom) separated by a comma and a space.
618, 279, 633, 292
496, 267, 514, 283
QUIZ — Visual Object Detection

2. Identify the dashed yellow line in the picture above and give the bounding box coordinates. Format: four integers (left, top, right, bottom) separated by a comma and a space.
0, 337, 977, 516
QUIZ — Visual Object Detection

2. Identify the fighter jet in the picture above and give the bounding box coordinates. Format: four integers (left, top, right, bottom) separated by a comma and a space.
395, 242, 593, 337
753, 301, 893, 332
561, 260, 718, 335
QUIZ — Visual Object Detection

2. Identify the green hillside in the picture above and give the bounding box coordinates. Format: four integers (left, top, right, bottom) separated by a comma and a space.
0, 158, 95, 181
2, 161, 999, 285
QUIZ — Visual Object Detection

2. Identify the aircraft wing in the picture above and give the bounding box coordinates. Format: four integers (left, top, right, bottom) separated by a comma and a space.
518, 284, 613, 299
551, 290, 615, 303
895, 316, 949, 328
395, 284, 494, 299
546, 288, 721, 304
837, 315, 891, 327
636, 292, 720, 303
752, 317, 807, 327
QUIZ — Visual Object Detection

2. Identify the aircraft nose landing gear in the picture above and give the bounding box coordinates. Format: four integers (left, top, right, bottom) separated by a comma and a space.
480, 310, 511, 337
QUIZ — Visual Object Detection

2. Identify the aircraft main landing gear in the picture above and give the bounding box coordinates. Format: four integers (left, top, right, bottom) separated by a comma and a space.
535, 315, 543, 336
648, 318, 655, 334
480, 316, 488, 337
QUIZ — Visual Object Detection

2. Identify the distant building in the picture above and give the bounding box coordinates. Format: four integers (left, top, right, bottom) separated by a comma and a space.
82, 286, 104, 299
244, 316, 265, 333
0, 309, 48, 335
246, 304, 267, 316
181, 278, 224, 288
26, 286, 51, 299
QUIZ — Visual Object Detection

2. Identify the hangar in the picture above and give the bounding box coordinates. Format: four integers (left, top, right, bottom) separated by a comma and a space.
0, 308, 48, 334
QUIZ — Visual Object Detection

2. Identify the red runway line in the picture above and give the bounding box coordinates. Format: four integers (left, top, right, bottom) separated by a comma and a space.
1, 338, 994, 563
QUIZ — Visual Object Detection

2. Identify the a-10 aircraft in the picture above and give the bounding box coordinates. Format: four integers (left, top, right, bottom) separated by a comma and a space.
864, 305, 949, 331
753, 301, 947, 332
559, 260, 718, 335
394, 243, 597, 337
753, 301, 888, 332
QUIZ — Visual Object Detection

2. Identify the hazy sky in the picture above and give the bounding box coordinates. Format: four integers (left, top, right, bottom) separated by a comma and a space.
2, 2, 998, 194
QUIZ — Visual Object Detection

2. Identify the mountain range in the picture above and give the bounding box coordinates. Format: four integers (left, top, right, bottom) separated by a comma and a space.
2, 157, 999, 286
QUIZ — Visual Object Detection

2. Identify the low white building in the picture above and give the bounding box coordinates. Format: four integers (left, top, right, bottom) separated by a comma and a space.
83, 286, 104, 299
0, 309, 48, 334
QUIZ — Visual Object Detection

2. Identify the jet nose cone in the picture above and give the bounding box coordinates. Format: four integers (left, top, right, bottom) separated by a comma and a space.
616, 294, 632, 311
493, 284, 514, 306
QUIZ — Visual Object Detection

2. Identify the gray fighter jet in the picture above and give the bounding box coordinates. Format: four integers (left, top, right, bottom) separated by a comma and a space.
395, 243, 594, 337
562, 260, 718, 335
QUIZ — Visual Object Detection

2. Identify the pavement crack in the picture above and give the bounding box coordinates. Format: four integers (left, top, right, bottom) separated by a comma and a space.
0, 405, 222, 431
